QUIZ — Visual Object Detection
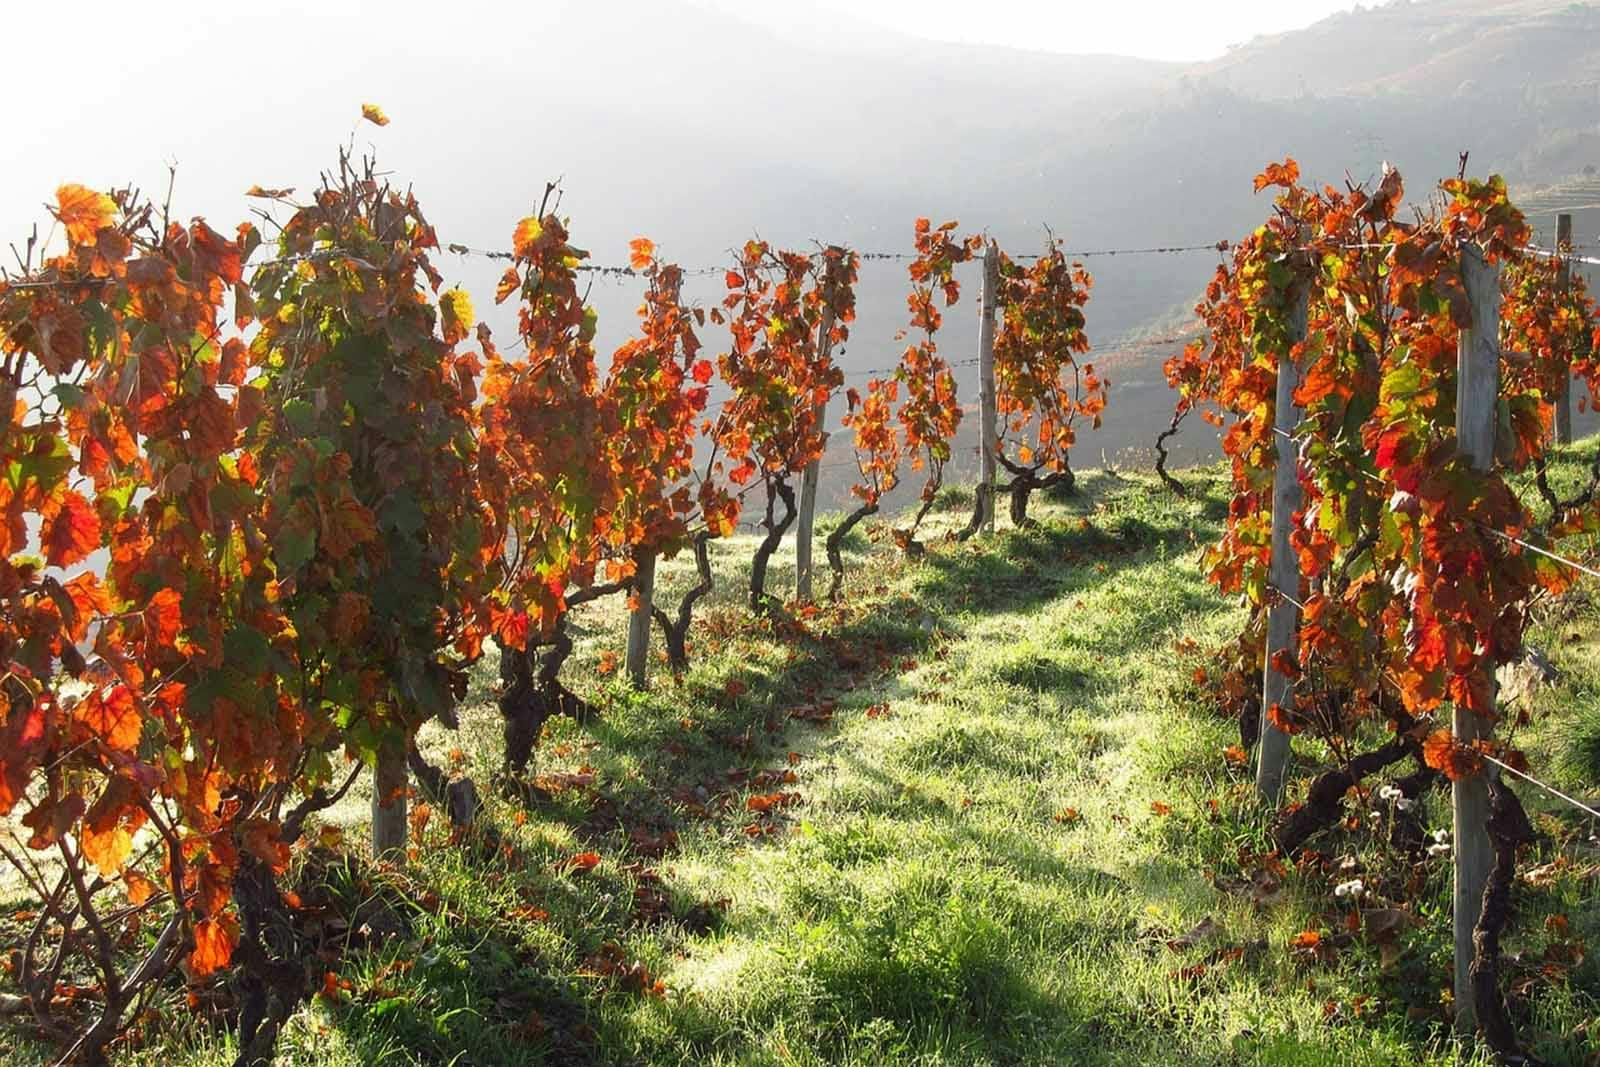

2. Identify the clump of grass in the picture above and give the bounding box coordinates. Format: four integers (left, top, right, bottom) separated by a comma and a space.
1555, 701, 1600, 788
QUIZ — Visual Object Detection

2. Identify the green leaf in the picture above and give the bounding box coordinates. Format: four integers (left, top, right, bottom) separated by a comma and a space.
223, 625, 272, 675
379, 489, 425, 538
283, 398, 316, 437
1380, 362, 1423, 404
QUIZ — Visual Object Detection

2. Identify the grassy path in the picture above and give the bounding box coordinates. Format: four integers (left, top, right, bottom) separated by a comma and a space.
7, 468, 1598, 1066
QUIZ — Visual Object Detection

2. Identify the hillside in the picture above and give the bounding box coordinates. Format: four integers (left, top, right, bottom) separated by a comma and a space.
1199, 0, 1600, 97
4, 0, 1597, 489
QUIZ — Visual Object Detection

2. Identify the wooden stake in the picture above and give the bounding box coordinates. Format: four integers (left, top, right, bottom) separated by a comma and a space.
623, 272, 686, 687
978, 242, 1000, 534
795, 256, 841, 602
1255, 277, 1310, 805
371, 741, 407, 860
1554, 213, 1574, 445
625, 549, 656, 689
1453, 243, 1501, 1036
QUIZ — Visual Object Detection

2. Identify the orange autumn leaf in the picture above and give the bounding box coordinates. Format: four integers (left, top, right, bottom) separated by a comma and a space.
490, 603, 530, 652
628, 238, 655, 271
239, 819, 291, 872
64, 572, 115, 623
124, 870, 157, 906
55, 184, 117, 244
189, 916, 238, 977
560, 851, 602, 875
42, 490, 100, 567
512, 217, 543, 259
144, 588, 183, 648
1253, 158, 1300, 193
78, 684, 142, 751
1422, 729, 1483, 781
360, 103, 390, 127
321, 496, 377, 559
1150, 800, 1172, 816
1290, 929, 1322, 949
746, 791, 799, 813
80, 822, 132, 876
597, 650, 618, 675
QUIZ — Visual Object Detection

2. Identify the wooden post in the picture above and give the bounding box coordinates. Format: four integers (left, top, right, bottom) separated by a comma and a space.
795, 256, 841, 602
625, 549, 656, 689
371, 740, 407, 861
623, 272, 686, 687
1453, 243, 1501, 1036
977, 242, 1000, 534
1554, 213, 1574, 445
1255, 278, 1310, 805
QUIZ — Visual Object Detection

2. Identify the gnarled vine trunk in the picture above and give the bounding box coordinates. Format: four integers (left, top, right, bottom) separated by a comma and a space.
749, 476, 796, 612
1154, 408, 1190, 496
955, 483, 992, 542
496, 579, 627, 779
897, 464, 944, 559
652, 530, 715, 673
825, 501, 877, 599
1470, 776, 1536, 1060
1271, 735, 1414, 856
408, 741, 480, 828
231, 769, 361, 1067
1002, 462, 1073, 528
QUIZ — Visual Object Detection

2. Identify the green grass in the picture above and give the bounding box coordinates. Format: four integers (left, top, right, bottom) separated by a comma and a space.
5, 460, 1599, 1066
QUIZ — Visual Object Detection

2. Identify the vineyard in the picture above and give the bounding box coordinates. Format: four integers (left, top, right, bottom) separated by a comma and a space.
2, 114, 1599, 1067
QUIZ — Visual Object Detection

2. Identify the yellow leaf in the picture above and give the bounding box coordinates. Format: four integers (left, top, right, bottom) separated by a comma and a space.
55, 184, 116, 245
512, 217, 544, 258
81, 823, 131, 876
440, 287, 474, 346
360, 103, 390, 127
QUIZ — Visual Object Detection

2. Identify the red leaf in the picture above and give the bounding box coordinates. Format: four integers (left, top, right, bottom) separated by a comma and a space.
560, 851, 602, 875
144, 588, 183, 649
42, 491, 100, 568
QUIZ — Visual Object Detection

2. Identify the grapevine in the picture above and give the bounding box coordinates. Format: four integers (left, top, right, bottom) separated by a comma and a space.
892, 219, 982, 556
989, 239, 1102, 526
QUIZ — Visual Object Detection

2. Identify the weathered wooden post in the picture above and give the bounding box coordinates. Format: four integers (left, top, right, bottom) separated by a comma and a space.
624, 272, 689, 688
1453, 242, 1501, 1036
1554, 213, 1574, 445
372, 740, 408, 860
625, 549, 656, 689
794, 249, 843, 602
977, 241, 1000, 534
1255, 276, 1311, 805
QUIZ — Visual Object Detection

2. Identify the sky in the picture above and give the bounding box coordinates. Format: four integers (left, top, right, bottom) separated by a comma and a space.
694, 0, 1368, 62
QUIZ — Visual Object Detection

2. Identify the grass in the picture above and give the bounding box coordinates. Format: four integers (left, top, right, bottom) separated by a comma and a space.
4, 459, 1599, 1066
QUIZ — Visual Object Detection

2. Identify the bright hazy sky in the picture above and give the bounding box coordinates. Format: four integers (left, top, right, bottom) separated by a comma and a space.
698, 0, 1369, 62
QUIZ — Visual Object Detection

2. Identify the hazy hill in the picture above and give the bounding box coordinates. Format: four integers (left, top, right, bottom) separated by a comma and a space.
5, 0, 1597, 489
